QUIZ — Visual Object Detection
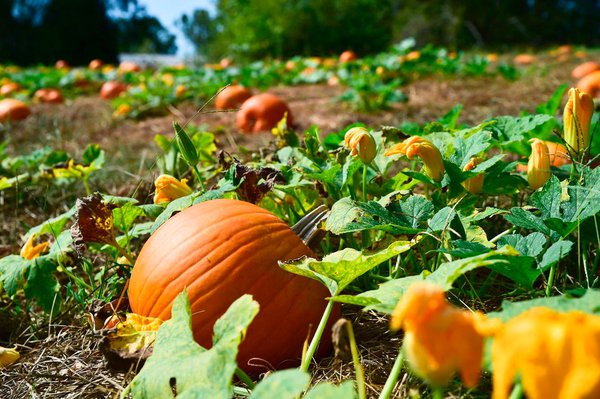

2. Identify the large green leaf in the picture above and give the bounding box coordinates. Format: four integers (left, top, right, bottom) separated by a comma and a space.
333, 246, 526, 313
249, 369, 310, 399
280, 240, 415, 295
122, 292, 259, 399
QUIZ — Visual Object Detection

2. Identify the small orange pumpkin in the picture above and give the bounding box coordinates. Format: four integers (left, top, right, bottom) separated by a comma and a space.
55, 60, 69, 69
513, 54, 536, 65
339, 50, 358, 63
100, 81, 127, 100
571, 61, 600, 79
0, 99, 31, 122
128, 199, 335, 374
214, 85, 253, 110
236, 93, 293, 133
34, 88, 64, 104
0, 82, 21, 96
89, 59, 104, 70
118, 61, 141, 73
577, 70, 600, 98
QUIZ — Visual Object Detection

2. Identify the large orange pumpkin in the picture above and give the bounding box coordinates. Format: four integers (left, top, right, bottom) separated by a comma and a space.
214, 85, 253, 110
0, 99, 31, 122
89, 59, 104, 70
577, 70, 600, 98
100, 81, 127, 100
34, 88, 64, 104
128, 199, 335, 373
236, 93, 293, 133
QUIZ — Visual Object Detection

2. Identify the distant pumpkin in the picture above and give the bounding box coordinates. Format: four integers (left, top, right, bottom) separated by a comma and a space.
89, 59, 104, 70
34, 88, 64, 104
513, 54, 536, 65
100, 81, 127, 100
0, 82, 21, 96
576, 70, 600, 98
0, 99, 31, 122
118, 61, 141, 73
571, 61, 600, 79
214, 85, 253, 110
55, 60, 69, 69
339, 50, 358, 63
236, 93, 293, 133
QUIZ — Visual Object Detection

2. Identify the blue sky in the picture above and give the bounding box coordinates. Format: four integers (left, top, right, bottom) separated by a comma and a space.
141, 0, 215, 55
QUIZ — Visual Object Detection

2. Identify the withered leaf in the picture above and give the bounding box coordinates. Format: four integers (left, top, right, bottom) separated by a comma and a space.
235, 163, 284, 204
331, 318, 352, 362
70, 193, 117, 254
88, 297, 130, 332
101, 313, 163, 371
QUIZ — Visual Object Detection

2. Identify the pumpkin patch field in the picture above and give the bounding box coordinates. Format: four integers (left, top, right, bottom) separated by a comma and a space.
1, 43, 600, 399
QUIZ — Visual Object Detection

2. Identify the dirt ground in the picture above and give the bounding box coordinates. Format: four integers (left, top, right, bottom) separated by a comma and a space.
0, 57, 593, 398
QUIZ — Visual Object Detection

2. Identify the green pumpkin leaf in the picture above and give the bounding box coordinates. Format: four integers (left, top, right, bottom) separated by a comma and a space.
122, 292, 259, 399
497, 232, 547, 258
113, 203, 144, 233
249, 369, 310, 399
280, 240, 415, 295
304, 381, 356, 399
333, 246, 526, 313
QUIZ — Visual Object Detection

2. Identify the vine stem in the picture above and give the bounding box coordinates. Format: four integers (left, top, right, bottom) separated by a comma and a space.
345, 321, 366, 399
432, 388, 444, 399
378, 346, 404, 399
300, 299, 336, 372
546, 263, 557, 297
509, 382, 524, 399
362, 164, 367, 201
234, 368, 255, 389
192, 164, 206, 191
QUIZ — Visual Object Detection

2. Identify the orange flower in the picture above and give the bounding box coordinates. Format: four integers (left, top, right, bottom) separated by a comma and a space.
153, 174, 193, 204
344, 127, 377, 164
20, 234, 50, 260
390, 283, 489, 388
527, 139, 551, 190
563, 87, 593, 156
491, 307, 600, 399
462, 157, 484, 194
385, 137, 445, 182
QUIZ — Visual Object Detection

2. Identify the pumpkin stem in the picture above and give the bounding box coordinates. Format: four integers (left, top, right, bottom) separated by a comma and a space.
291, 205, 329, 246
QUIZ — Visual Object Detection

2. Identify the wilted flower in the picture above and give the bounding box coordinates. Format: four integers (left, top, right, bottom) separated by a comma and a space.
491, 307, 600, 399
153, 174, 192, 204
344, 127, 377, 164
563, 87, 593, 156
462, 157, 484, 194
0, 346, 19, 368
528, 139, 552, 190
390, 282, 491, 388
385, 136, 445, 182
20, 234, 50, 260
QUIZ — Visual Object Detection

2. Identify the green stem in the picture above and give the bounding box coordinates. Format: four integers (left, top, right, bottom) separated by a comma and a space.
113, 240, 134, 265
192, 164, 206, 191
362, 164, 368, 202
233, 386, 252, 397
234, 368, 255, 389
378, 346, 404, 399
82, 177, 91, 196
432, 388, 444, 399
546, 263, 557, 297
345, 321, 366, 399
508, 382, 524, 399
301, 299, 336, 372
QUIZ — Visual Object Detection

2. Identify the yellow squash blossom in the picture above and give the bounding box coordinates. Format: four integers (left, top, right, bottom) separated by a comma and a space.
344, 127, 377, 164
462, 157, 484, 194
391, 282, 489, 388
153, 174, 193, 204
563, 87, 594, 156
527, 139, 551, 190
491, 307, 600, 399
0, 346, 19, 368
20, 234, 50, 260
385, 136, 445, 182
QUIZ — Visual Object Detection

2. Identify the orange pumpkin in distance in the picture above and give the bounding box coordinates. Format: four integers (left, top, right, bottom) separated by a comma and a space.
0, 99, 31, 122
34, 88, 64, 104
214, 85, 253, 110
100, 81, 127, 100
577, 70, 600, 98
571, 61, 600, 79
89, 59, 104, 70
0, 82, 21, 96
236, 93, 293, 133
118, 61, 141, 73
128, 199, 336, 374
55, 60, 69, 69
339, 50, 358, 63
513, 54, 536, 65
